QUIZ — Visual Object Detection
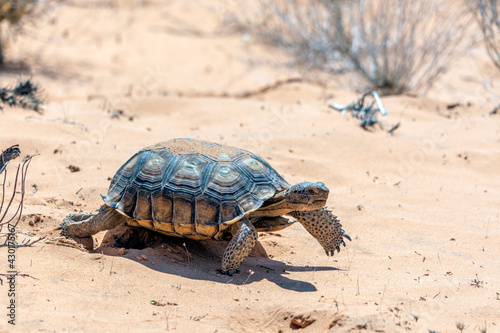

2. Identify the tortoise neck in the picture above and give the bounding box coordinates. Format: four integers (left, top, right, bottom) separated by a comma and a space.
248, 189, 293, 218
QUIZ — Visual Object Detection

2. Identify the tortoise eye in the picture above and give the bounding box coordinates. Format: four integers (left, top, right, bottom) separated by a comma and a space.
307, 189, 316, 194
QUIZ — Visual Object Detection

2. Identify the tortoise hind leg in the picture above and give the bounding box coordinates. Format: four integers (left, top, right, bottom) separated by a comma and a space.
220, 218, 258, 276
58, 205, 127, 238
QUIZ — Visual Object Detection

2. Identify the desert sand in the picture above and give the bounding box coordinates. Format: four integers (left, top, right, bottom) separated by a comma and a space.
1, 1, 499, 332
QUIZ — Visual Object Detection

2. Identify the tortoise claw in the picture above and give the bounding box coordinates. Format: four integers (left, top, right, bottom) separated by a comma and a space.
216, 268, 240, 276
343, 231, 352, 242
336, 245, 341, 253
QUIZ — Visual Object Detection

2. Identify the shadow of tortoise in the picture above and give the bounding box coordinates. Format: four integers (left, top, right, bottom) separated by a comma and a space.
72, 224, 343, 292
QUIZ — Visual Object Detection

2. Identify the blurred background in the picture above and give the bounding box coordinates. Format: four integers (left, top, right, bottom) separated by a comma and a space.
0, 0, 498, 105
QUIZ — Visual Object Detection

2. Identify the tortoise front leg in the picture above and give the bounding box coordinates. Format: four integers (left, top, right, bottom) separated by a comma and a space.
58, 204, 127, 238
290, 207, 351, 256
220, 218, 258, 276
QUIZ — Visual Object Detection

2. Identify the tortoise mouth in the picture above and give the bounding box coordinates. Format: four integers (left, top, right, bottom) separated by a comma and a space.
312, 199, 327, 206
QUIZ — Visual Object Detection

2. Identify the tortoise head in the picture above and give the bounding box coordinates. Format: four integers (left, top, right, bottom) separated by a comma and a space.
247, 182, 329, 218
286, 182, 329, 211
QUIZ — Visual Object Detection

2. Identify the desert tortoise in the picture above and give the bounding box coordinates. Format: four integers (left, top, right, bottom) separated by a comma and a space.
60, 138, 350, 275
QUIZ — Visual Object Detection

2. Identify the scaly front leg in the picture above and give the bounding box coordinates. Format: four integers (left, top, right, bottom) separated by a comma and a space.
290, 207, 351, 256
220, 218, 258, 276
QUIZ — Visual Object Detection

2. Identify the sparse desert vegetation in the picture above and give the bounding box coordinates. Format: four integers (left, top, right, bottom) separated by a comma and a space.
0, 80, 44, 111
0, 145, 30, 240
226, 0, 474, 94
0, 0, 57, 66
468, 0, 500, 69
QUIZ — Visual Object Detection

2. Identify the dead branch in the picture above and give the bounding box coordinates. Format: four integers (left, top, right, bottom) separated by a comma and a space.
0, 272, 38, 285
175, 77, 325, 99
0, 144, 20, 174
44, 236, 89, 252
468, 0, 500, 69
0, 235, 46, 247
0, 152, 35, 228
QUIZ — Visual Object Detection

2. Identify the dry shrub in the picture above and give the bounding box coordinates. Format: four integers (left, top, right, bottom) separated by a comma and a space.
0, 0, 59, 65
225, 1, 351, 72
0, 0, 40, 25
0, 146, 33, 234
467, 0, 500, 69
0, 80, 44, 112
348, 1, 473, 93
226, 0, 473, 94
0, 146, 42, 251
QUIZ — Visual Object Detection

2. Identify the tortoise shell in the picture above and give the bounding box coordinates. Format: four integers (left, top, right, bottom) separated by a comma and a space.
103, 138, 290, 240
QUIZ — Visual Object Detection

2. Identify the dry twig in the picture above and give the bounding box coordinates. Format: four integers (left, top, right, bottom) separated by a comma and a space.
468, 0, 500, 69
44, 236, 88, 252
0, 146, 35, 228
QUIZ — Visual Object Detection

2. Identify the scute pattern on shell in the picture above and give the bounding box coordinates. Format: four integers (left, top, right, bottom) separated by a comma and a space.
103, 138, 289, 239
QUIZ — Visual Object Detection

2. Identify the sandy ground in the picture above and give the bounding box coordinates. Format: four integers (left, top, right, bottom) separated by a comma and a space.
1, 1, 500, 332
